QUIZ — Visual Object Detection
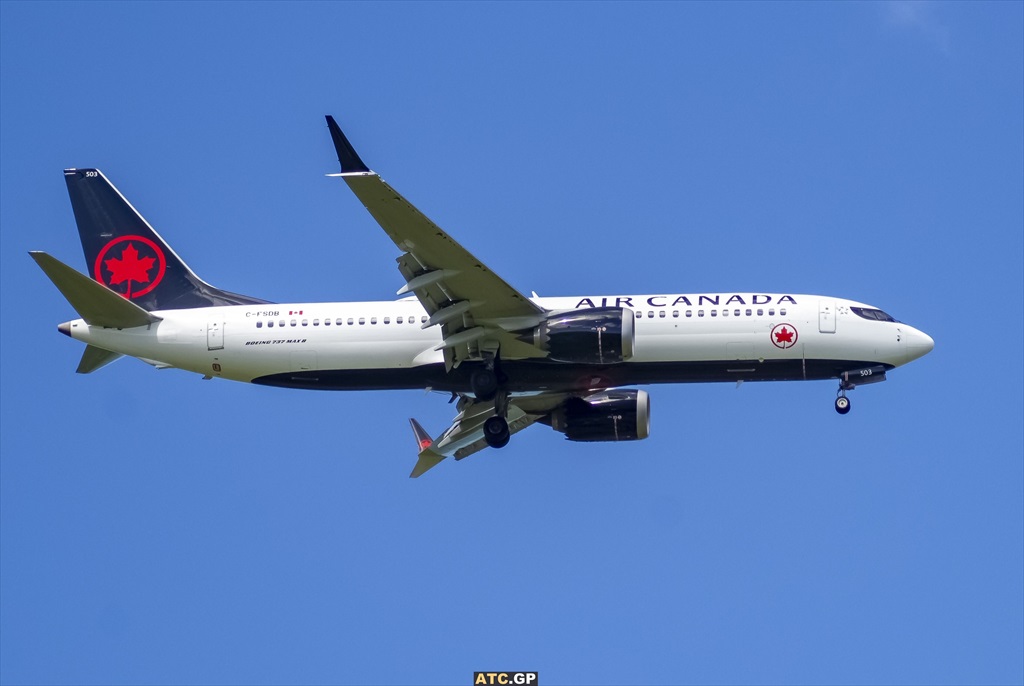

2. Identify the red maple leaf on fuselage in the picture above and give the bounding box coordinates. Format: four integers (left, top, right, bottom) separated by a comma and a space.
774, 327, 794, 344
104, 243, 155, 298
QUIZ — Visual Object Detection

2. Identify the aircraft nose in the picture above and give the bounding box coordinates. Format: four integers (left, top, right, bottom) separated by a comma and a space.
58, 321, 71, 337
905, 327, 934, 362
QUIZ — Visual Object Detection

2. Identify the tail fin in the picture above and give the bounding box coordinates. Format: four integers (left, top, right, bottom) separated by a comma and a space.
64, 168, 269, 311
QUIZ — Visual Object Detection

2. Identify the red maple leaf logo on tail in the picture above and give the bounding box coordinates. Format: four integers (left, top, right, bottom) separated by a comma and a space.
105, 242, 155, 299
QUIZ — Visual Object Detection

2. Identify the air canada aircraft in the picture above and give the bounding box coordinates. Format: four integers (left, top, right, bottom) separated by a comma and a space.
31, 116, 934, 477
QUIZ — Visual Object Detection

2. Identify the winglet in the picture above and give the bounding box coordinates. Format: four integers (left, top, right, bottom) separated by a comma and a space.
325, 116, 370, 174
410, 418, 434, 451
408, 418, 445, 478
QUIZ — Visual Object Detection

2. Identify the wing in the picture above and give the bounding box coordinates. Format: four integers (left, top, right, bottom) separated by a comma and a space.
326, 116, 548, 370
408, 393, 570, 478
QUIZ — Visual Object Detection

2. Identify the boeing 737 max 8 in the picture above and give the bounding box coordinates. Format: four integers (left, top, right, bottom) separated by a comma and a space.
31, 116, 934, 477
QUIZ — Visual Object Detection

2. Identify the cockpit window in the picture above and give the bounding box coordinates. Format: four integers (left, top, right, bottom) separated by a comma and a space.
851, 307, 897, 323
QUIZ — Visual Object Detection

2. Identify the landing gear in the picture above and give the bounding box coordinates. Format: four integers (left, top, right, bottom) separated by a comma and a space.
470, 368, 498, 401
483, 415, 510, 448
475, 352, 510, 448
836, 377, 853, 415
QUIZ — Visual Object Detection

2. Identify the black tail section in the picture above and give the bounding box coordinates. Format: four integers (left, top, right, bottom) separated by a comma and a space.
64, 168, 269, 311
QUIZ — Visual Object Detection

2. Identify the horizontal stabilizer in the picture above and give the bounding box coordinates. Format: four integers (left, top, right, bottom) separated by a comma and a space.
410, 449, 446, 479
29, 251, 161, 328
77, 345, 123, 374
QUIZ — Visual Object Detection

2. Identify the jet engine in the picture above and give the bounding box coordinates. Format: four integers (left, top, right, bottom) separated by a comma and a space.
522, 307, 635, 364
546, 389, 650, 442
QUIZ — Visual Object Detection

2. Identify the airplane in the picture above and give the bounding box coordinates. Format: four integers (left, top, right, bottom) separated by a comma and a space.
31, 116, 935, 477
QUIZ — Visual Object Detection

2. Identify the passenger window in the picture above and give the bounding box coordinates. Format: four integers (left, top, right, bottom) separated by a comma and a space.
686, 310, 692, 318
290, 319, 297, 327
698, 310, 705, 317
301, 319, 308, 326
711, 310, 717, 317
267, 321, 274, 328
723, 309, 729, 317
780, 308, 787, 316
757, 309, 763, 316
396, 316, 403, 324
636, 311, 643, 318
734, 309, 740, 317
371, 317, 377, 325
672, 310, 679, 318
768, 308, 775, 316
746, 309, 752, 316
421, 316, 428, 324
384, 317, 390, 324
313, 319, 319, 326
359, 318, 366, 325
346, 318, 352, 326
256, 321, 263, 329
659, 310, 666, 318
648, 311, 654, 318
279, 320, 285, 327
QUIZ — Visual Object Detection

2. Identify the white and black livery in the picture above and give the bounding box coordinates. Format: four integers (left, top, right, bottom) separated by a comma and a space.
31, 116, 935, 477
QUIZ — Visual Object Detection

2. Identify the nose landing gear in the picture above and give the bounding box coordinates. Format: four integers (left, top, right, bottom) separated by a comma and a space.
834, 365, 888, 415
835, 391, 851, 415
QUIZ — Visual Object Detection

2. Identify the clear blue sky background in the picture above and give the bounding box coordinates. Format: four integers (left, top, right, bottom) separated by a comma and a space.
1, 2, 1021, 685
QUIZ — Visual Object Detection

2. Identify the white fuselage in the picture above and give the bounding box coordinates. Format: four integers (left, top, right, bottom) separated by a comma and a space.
60, 292, 934, 391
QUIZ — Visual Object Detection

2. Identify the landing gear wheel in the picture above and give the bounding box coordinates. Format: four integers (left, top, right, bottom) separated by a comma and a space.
483, 415, 510, 449
835, 396, 851, 415
471, 368, 498, 401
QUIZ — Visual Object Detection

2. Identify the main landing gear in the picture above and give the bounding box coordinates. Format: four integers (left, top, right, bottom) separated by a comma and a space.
470, 367, 498, 402
473, 355, 511, 449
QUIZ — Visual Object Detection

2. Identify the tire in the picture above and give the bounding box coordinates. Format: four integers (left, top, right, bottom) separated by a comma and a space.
835, 396, 851, 415
471, 368, 498, 401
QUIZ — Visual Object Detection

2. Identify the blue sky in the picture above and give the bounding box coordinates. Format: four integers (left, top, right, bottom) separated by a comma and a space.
1, 2, 1021, 685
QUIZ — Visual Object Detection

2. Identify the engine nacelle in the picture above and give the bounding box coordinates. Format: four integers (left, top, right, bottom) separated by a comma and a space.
548, 389, 650, 442
523, 307, 635, 364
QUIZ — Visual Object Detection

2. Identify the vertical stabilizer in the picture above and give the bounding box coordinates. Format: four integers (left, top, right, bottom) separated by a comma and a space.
64, 169, 269, 311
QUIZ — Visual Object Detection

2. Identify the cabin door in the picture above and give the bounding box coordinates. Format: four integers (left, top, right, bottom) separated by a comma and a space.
207, 321, 224, 350
818, 301, 836, 334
